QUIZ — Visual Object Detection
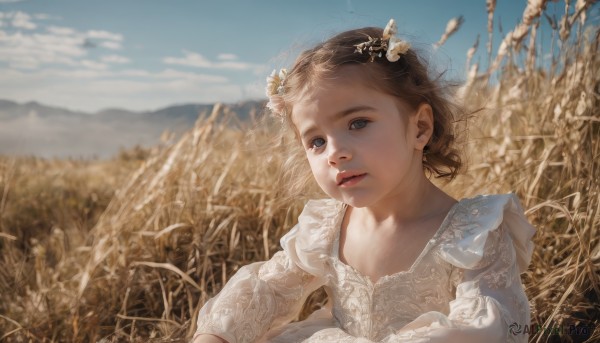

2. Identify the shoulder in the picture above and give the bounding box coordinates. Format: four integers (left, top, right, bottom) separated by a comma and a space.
438, 193, 536, 272
279, 198, 344, 276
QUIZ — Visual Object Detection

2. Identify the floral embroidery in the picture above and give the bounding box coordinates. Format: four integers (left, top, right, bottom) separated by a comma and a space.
482, 268, 509, 289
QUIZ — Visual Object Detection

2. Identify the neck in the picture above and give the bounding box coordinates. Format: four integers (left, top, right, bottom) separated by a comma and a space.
351, 172, 452, 230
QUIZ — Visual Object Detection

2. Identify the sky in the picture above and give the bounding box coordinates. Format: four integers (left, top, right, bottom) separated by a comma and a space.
0, 0, 581, 113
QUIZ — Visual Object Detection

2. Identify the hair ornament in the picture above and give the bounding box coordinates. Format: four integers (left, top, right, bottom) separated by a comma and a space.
265, 68, 287, 118
354, 19, 410, 62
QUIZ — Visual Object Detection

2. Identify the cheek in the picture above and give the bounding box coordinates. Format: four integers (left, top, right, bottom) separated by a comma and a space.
306, 155, 329, 180
364, 129, 397, 153
306, 156, 320, 170
367, 129, 410, 163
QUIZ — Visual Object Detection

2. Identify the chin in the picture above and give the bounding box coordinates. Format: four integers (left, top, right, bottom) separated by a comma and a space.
334, 193, 377, 208
321, 184, 378, 208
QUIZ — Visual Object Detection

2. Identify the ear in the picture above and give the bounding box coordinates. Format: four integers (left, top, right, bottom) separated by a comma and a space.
413, 103, 434, 151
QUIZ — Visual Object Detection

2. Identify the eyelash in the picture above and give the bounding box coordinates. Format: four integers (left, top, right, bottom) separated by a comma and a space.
308, 118, 371, 150
349, 118, 369, 130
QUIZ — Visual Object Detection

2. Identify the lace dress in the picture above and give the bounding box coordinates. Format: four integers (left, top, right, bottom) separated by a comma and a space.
193, 194, 536, 343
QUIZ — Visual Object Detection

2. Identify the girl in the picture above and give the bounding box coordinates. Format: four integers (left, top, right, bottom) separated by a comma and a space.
193, 20, 535, 343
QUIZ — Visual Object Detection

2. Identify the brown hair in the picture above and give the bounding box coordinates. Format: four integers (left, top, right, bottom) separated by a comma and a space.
259, 26, 464, 206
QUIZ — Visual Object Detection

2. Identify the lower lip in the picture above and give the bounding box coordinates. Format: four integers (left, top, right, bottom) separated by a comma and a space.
339, 174, 366, 187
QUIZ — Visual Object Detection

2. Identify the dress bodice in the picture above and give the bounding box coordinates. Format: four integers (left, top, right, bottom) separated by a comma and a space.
326, 202, 459, 341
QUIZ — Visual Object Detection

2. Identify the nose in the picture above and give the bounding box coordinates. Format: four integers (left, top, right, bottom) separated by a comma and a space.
327, 137, 352, 166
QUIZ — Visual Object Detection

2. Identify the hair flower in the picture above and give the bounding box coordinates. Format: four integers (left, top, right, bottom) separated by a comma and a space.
387, 36, 411, 62
354, 18, 410, 63
266, 69, 285, 97
266, 68, 287, 117
382, 19, 397, 40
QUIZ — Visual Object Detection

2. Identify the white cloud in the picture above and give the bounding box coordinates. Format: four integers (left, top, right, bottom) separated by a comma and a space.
33, 13, 53, 20
164, 51, 211, 68
0, 11, 60, 27
0, 14, 128, 69
12, 11, 36, 30
100, 40, 121, 50
46, 68, 107, 79
47, 25, 76, 36
164, 50, 261, 71
0, 66, 230, 82
101, 54, 130, 64
81, 59, 108, 70
86, 30, 123, 41
0, 30, 85, 69
155, 68, 227, 83
217, 53, 238, 61
0, 0, 26, 3
7, 56, 37, 69
120, 69, 151, 77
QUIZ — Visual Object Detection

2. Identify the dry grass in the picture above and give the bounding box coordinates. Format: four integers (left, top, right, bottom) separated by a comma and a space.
1, 2, 599, 342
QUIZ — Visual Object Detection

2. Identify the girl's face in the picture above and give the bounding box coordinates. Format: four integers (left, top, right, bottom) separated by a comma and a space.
291, 65, 431, 208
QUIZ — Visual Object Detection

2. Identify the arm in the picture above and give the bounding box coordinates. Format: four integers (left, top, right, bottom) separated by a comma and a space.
193, 238, 325, 343
193, 199, 342, 343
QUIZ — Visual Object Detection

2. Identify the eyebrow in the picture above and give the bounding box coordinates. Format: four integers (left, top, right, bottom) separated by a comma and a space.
299, 105, 375, 140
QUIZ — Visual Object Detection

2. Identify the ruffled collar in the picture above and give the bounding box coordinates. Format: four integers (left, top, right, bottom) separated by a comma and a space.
282, 194, 535, 278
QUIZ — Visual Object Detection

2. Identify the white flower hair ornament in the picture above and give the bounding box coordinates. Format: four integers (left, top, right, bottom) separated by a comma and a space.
265, 68, 287, 119
354, 19, 410, 62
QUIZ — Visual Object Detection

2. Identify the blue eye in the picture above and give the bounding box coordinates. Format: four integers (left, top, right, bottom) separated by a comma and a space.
350, 119, 369, 129
310, 137, 326, 149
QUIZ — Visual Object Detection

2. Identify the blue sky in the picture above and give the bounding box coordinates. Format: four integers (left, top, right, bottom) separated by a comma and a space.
0, 0, 579, 113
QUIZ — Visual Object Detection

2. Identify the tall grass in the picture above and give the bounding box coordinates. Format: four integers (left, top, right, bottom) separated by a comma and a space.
1, 1, 598, 342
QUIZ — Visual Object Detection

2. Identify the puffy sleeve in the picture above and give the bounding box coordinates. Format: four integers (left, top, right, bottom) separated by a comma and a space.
302, 194, 536, 343
193, 199, 338, 343
382, 193, 536, 343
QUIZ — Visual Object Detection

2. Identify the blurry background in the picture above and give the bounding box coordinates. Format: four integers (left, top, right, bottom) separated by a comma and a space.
0, 1, 598, 342
0, 0, 558, 158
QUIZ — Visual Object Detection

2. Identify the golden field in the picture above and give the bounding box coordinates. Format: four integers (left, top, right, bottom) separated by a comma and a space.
1, 2, 598, 342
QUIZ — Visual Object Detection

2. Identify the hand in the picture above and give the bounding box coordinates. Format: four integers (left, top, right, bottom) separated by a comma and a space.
192, 334, 229, 343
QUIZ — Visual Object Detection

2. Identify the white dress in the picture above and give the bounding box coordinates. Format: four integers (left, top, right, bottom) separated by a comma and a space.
193, 194, 536, 343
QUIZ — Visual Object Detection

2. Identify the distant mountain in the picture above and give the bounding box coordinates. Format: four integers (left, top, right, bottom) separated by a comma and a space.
0, 99, 266, 159
0, 100, 91, 120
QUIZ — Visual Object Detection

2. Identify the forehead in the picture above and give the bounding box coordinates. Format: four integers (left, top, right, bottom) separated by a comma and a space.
291, 72, 368, 128
290, 66, 410, 138
291, 65, 372, 115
